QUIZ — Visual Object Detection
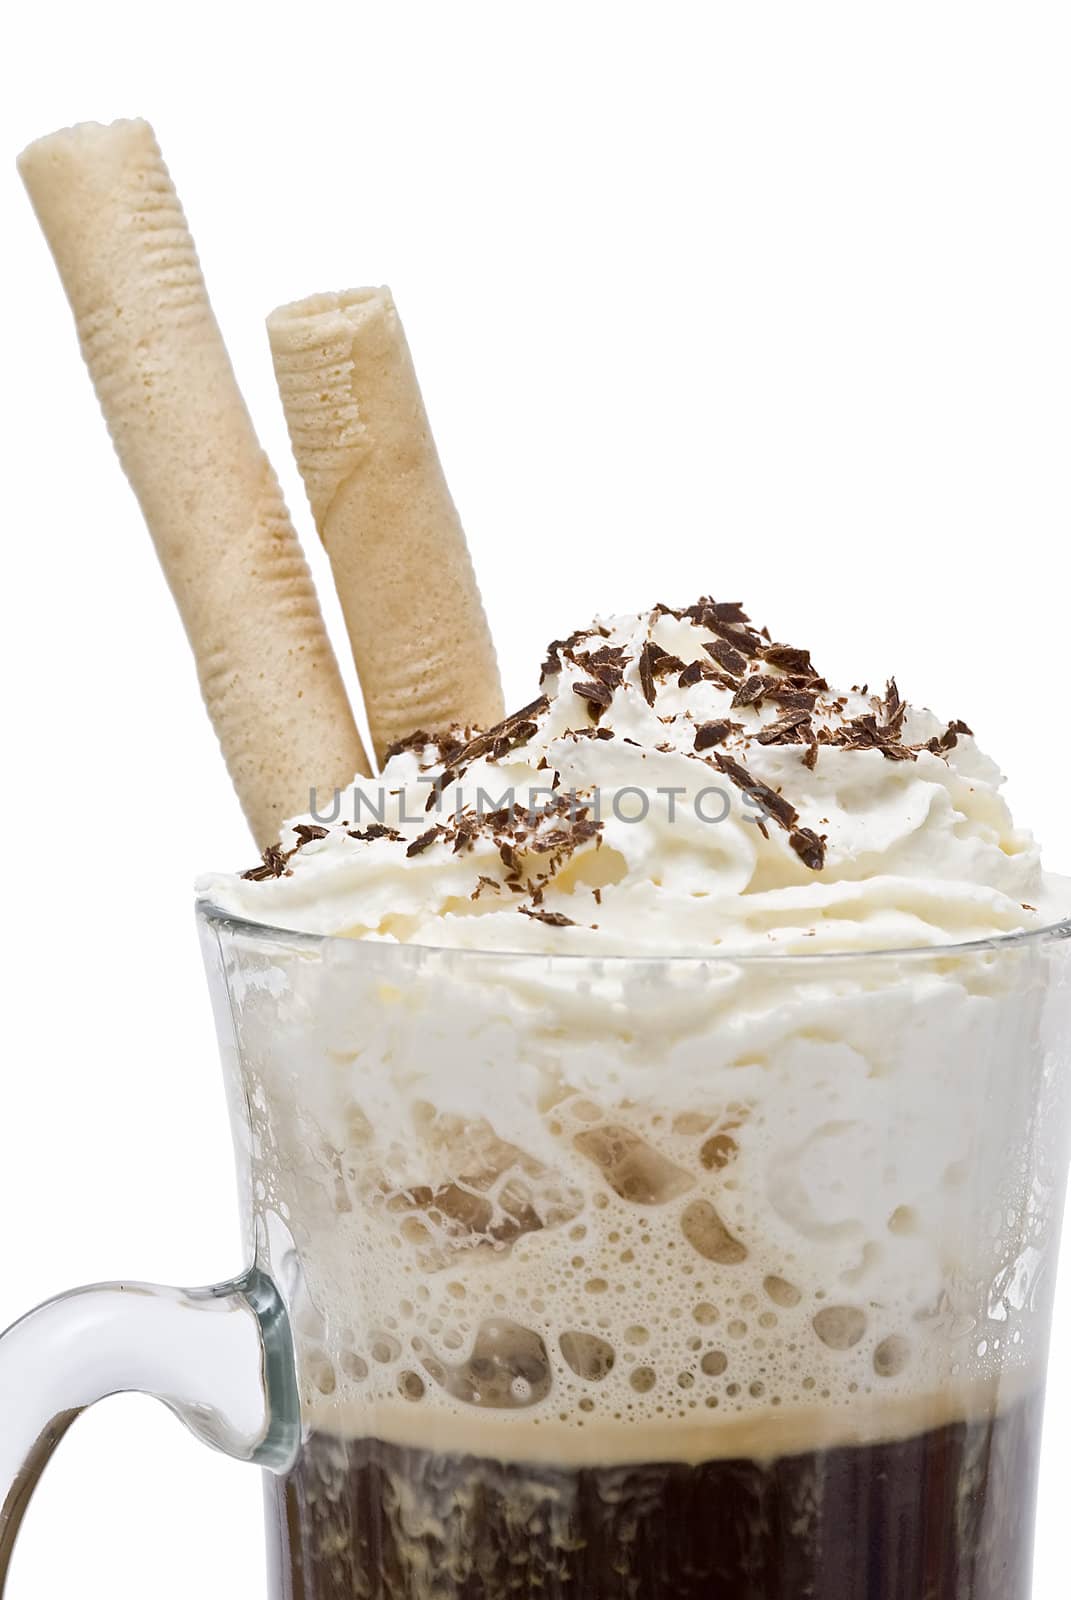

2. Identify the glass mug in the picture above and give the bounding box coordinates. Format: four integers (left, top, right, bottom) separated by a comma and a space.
3, 906, 1071, 1598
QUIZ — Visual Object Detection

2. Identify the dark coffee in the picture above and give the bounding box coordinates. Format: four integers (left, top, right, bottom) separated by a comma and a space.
265, 1390, 1042, 1599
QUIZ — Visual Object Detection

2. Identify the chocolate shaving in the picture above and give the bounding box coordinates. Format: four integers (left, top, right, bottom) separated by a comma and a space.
379, 726, 473, 768
707, 601, 751, 624
545, 818, 600, 849
240, 844, 291, 882
572, 645, 629, 693
638, 638, 685, 706
433, 696, 551, 802
762, 643, 814, 674
789, 828, 826, 871
444, 704, 543, 771
639, 639, 687, 703
657, 598, 764, 659
381, 728, 437, 760
423, 775, 450, 813
577, 643, 629, 672
485, 803, 530, 832
704, 639, 747, 677
669, 599, 763, 657
540, 627, 598, 681
769, 686, 818, 711
291, 823, 329, 847
925, 719, 973, 756
438, 735, 469, 766
540, 645, 564, 680
406, 825, 445, 858
694, 719, 739, 751
881, 678, 906, 738
533, 829, 572, 853
240, 821, 334, 881
678, 659, 721, 689
489, 720, 539, 760
820, 708, 917, 762
519, 905, 576, 928
348, 823, 403, 843
732, 674, 772, 708
450, 816, 480, 854
638, 641, 657, 706
706, 616, 762, 657
573, 680, 613, 722
756, 711, 813, 746
656, 598, 752, 628
712, 752, 798, 831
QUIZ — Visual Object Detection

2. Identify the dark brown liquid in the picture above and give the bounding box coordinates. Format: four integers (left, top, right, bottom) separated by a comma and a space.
266, 1391, 1042, 1599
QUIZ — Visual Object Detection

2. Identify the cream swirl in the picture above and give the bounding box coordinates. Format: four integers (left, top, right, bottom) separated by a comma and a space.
200, 601, 1060, 952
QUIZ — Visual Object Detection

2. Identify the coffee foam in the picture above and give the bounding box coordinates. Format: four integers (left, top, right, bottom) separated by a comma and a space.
215, 926, 1069, 1464
302, 1374, 1034, 1466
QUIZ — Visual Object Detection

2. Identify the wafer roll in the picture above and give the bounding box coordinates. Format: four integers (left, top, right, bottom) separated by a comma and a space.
18, 120, 368, 845
267, 289, 503, 762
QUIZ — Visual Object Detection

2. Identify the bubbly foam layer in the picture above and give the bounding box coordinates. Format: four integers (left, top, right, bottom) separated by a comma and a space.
217, 922, 1070, 1459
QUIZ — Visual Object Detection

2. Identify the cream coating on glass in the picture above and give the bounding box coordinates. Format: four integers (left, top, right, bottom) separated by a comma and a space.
211, 921, 1068, 1465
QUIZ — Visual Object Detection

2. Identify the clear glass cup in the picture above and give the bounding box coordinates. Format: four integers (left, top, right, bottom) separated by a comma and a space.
3, 905, 1071, 1598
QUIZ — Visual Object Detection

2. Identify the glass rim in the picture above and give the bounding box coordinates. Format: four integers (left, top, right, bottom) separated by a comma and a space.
196, 898, 1071, 968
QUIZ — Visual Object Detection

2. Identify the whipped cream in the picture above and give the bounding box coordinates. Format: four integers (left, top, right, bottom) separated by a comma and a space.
201, 600, 1060, 952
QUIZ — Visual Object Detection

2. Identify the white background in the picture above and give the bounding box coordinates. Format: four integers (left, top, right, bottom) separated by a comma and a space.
2, 3, 1070, 1594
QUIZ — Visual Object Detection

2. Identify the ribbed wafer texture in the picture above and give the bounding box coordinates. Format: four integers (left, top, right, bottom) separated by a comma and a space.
18, 119, 368, 845
267, 289, 503, 762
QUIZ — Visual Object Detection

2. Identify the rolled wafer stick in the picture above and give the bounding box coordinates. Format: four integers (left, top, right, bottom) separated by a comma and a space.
267, 289, 504, 763
18, 119, 369, 846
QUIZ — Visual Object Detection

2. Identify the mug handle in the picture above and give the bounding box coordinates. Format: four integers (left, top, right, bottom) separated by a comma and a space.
0, 1266, 298, 1590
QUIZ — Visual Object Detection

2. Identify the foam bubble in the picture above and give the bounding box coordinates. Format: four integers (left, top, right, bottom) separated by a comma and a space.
221, 928, 1065, 1463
